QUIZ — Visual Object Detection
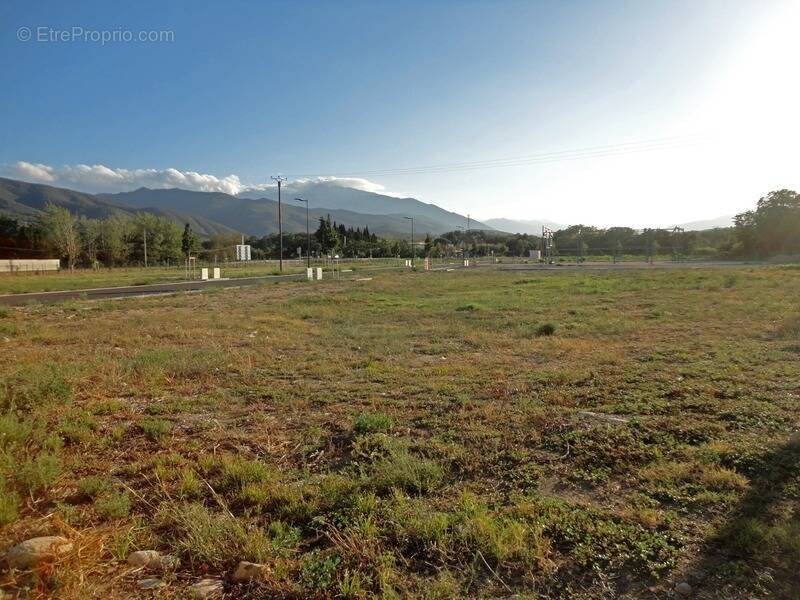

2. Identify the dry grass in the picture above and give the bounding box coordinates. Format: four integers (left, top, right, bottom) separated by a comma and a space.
1, 266, 800, 598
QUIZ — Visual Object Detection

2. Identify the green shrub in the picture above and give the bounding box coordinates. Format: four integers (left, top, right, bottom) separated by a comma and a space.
455, 303, 481, 312
0, 482, 20, 526
367, 449, 444, 494
353, 412, 393, 435
139, 417, 171, 442
77, 475, 112, 499
17, 452, 60, 494
96, 491, 131, 520
301, 550, 341, 591
156, 502, 278, 569
0, 365, 72, 411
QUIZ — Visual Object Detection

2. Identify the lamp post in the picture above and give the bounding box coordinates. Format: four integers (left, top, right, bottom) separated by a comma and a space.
271, 175, 286, 271
295, 198, 311, 269
404, 216, 414, 266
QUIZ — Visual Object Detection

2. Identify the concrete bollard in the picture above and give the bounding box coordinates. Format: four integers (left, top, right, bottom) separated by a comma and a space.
201, 268, 209, 280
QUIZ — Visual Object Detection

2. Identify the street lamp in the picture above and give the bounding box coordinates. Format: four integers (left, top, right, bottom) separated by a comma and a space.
295, 198, 311, 269
271, 175, 287, 271
404, 216, 414, 266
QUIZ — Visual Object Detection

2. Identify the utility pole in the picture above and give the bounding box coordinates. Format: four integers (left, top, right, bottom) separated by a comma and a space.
296, 198, 311, 269
143, 227, 148, 268
467, 214, 470, 232
404, 216, 414, 266
271, 175, 287, 271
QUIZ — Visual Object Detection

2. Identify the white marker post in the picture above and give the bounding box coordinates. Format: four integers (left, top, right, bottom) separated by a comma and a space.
201, 268, 209, 280
307, 267, 313, 280
213, 267, 221, 279
316, 267, 323, 280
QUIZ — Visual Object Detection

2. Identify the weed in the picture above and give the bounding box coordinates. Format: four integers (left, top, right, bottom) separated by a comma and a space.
301, 550, 341, 591
76, 475, 111, 499
96, 491, 131, 520
138, 417, 171, 442
353, 411, 393, 435
157, 502, 280, 569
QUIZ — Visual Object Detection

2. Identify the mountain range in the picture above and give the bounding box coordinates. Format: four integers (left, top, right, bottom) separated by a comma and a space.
0, 176, 735, 238
483, 218, 567, 235
0, 177, 236, 237
102, 183, 488, 237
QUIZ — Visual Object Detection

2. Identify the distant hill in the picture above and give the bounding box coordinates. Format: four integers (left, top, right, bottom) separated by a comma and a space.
104, 186, 485, 237
0, 178, 236, 237
674, 215, 735, 231
484, 217, 566, 235
238, 181, 490, 232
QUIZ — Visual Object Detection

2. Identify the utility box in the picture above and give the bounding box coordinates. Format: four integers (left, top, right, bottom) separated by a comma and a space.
529, 250, 541, 260
213, 268, 221, 279
200, 268, 209, 280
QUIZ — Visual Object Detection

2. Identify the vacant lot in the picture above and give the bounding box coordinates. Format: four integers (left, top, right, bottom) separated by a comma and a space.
1, 267, 799, 599
0, 258, 408, 295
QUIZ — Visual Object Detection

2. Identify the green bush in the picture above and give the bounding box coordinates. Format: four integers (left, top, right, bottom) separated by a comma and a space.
353, 412, 393, 435
96, 491, 131, 520
301, 550, 341, 591
77, 475, 112, 499
139, 417, 171, 442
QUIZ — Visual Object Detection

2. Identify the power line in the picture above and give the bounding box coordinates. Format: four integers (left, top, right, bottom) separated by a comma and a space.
287, 134, 707, 179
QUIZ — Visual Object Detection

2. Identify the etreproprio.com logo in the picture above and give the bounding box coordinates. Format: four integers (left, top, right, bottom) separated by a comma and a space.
17, 26, 174, 45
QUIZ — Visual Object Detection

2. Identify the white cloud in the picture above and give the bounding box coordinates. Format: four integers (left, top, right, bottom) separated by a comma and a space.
10, 161, 57, 182
0, 161, 400, 198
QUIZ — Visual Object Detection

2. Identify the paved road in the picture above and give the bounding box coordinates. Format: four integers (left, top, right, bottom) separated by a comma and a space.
0, 272, 312, 306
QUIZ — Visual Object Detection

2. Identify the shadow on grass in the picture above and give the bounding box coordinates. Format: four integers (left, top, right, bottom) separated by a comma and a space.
688, 435, 800, 598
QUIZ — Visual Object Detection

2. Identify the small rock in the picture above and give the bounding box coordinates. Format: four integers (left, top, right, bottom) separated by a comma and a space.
189, 578, 224, 599
158, 554, 180, 570
137, 578, 165, 590
128, 550, 161, 568
232, 560, 268, 582
127, 550, 180, 571
6, 536, 72, 569
675, 581, 693, 596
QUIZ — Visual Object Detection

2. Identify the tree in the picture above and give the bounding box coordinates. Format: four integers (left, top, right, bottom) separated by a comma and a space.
735, 189, 800, 256
424, 233, 433, 256
315, 215, 339, 254
182, 223, 198, 258
40, 204, 80, 270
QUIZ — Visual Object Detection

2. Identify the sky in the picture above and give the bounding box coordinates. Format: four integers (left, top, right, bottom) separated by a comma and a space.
2, 0, 799, 227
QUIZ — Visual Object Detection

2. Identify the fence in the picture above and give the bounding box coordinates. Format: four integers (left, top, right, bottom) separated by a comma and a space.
0, 259, 60, 273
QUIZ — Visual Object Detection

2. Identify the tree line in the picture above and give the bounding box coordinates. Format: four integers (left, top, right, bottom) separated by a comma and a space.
0, 206, 199, 269
1, 190, 798, 267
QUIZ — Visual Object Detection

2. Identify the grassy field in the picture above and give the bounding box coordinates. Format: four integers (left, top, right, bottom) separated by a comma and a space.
0, 258, 413, 295
1, 266, 799, 598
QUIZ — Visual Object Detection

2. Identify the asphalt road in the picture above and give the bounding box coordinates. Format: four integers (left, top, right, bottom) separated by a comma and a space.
0, 272, 310, 306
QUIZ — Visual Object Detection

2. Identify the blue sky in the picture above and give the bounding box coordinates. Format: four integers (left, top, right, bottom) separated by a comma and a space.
2, 0, 799, 226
